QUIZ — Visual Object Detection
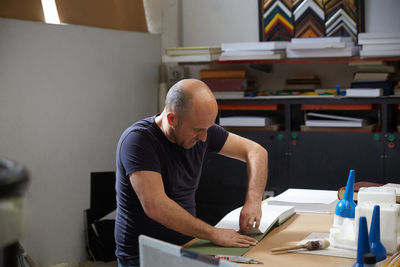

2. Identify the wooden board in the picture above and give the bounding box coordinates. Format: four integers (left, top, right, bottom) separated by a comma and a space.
56, 0, 148, 32
0, 0, 44, 22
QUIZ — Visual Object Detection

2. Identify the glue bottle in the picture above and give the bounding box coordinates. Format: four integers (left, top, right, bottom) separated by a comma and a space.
334, 169, 356, 226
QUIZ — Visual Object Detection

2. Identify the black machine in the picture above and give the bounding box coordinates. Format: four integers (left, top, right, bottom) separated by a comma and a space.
85, 172, 117, 262
0, 159, 29, 267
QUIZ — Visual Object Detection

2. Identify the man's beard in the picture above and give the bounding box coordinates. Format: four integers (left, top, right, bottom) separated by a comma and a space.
170, 126, 197, 149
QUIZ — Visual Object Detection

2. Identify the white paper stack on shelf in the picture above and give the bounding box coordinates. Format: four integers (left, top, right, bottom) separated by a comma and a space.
162, 46, 221, 62
345, 88, 383, 97
305, 112, 366, 127
219, 116, 276, 127
358, 32, 400, 57
219, 41, 288, 61
212, 91, 244, 99
286, 37, 359, 58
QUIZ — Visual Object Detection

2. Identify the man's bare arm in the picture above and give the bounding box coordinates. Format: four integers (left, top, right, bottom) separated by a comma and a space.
130, 170, 257, 247
218, 133, 268, 232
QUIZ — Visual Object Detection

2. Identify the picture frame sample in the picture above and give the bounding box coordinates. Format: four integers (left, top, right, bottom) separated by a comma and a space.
259, 0, 364, 41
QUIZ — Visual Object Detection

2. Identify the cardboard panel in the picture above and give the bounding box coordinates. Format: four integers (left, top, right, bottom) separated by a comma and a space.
244, 213, 355, 267
0, 0, 45, 22
56, 0, 148, 32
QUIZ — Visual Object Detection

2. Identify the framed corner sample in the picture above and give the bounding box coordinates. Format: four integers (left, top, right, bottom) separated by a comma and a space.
324, 0, 365, 41
260, 0, 294, 41
259, 0, 365, 41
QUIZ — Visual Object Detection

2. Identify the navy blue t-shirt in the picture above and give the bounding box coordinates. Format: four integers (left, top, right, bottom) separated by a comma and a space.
115, 115, 228, 261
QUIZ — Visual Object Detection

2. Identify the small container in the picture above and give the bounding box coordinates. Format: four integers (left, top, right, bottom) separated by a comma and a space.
363, 253, 377, 267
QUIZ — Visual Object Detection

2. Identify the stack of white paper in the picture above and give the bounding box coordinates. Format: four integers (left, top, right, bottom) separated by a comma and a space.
219, 116, 276, 127
286, 37, 359, 58
213, 91, 244, 99
267, 188, 339, 213
162, 46, 221, 62
345, 88, 383, 97
358, 32, 400, 57
219, 42, 288, 61
305, 112, 366, 127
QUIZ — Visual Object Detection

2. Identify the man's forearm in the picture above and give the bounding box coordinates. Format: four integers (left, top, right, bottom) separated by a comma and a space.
238, 144, 268, 232
131, 170, 258, 247
148, 194, 258, 248
148, 194, 215, 240
245, 145, 268, 202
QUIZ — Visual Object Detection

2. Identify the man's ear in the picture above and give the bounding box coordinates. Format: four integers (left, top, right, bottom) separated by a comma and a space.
166, 112, 176, 126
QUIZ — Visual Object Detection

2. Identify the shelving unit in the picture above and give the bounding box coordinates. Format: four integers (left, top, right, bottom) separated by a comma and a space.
194, 56, 400, 226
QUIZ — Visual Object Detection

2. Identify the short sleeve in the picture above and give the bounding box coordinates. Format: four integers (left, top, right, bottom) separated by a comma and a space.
206, 124, 229, 153
119, 130, 161, 176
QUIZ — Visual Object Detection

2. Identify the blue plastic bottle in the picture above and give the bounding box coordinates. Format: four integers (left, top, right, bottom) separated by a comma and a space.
354, 216, 370, 267
334, 169, 356, 226
369, 205, 386, 262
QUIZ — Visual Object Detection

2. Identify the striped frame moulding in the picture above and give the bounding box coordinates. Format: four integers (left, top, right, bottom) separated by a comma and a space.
262, 0, 294, 41
324, 0, 359, 40
260, 0, 363, 41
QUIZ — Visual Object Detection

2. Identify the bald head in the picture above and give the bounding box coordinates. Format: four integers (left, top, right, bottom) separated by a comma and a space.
159, 79, 218, 148
165, 79, 218, 118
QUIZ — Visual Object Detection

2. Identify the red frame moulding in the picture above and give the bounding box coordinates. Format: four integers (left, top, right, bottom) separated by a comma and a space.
218, 104, 281, 110
300, 104, 377, 110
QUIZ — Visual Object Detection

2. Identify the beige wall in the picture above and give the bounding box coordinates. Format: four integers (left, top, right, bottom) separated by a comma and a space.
0, 18, 160, 266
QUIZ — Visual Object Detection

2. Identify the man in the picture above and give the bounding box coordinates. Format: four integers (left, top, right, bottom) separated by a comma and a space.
115, 79, 268, 267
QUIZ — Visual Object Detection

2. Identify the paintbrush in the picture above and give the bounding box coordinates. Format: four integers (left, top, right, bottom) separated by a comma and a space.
271, 239, 330, 254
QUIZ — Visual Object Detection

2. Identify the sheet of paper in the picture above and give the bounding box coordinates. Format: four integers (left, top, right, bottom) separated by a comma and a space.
271, 189, 338, 204
187, 203, 295, 256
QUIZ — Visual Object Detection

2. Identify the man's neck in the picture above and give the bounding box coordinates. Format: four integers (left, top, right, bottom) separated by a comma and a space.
155, 112, 176, 143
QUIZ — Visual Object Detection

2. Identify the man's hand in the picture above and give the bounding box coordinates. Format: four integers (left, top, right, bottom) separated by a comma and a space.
239, 200, 262, 233
210, 228, 257, 247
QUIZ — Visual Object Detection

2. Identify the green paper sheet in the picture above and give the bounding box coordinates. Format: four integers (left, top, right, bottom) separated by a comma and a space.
186, 224, 272, 256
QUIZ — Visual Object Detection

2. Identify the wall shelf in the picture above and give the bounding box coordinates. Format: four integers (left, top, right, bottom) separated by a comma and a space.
178, 56, 400, 65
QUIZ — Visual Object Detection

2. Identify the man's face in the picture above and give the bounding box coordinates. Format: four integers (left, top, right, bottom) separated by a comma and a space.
170, 110, 216, 149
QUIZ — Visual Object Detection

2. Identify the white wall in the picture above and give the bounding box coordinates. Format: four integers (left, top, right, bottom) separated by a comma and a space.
182, 0, 259, 46
161, 0, 181, 51
0, 18, 160, 267
365, 0, 400, 33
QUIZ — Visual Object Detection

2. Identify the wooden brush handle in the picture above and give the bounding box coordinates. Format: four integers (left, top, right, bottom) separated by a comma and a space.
271, 240, 329, 254
271, 244, 306, 253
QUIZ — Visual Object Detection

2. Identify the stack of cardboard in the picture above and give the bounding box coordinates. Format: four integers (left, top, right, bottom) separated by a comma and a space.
349, 60, 398, 96
219, 42, 287, 61
286, 36, 359, 58
284, 74, 321, 91
200, 69, 247, 99
359, 32, 400, 58
162, 46, 221, 62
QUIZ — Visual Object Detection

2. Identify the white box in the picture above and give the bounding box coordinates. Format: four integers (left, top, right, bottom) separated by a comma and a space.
355, 202, 400, 254
358, 187, 396, 204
